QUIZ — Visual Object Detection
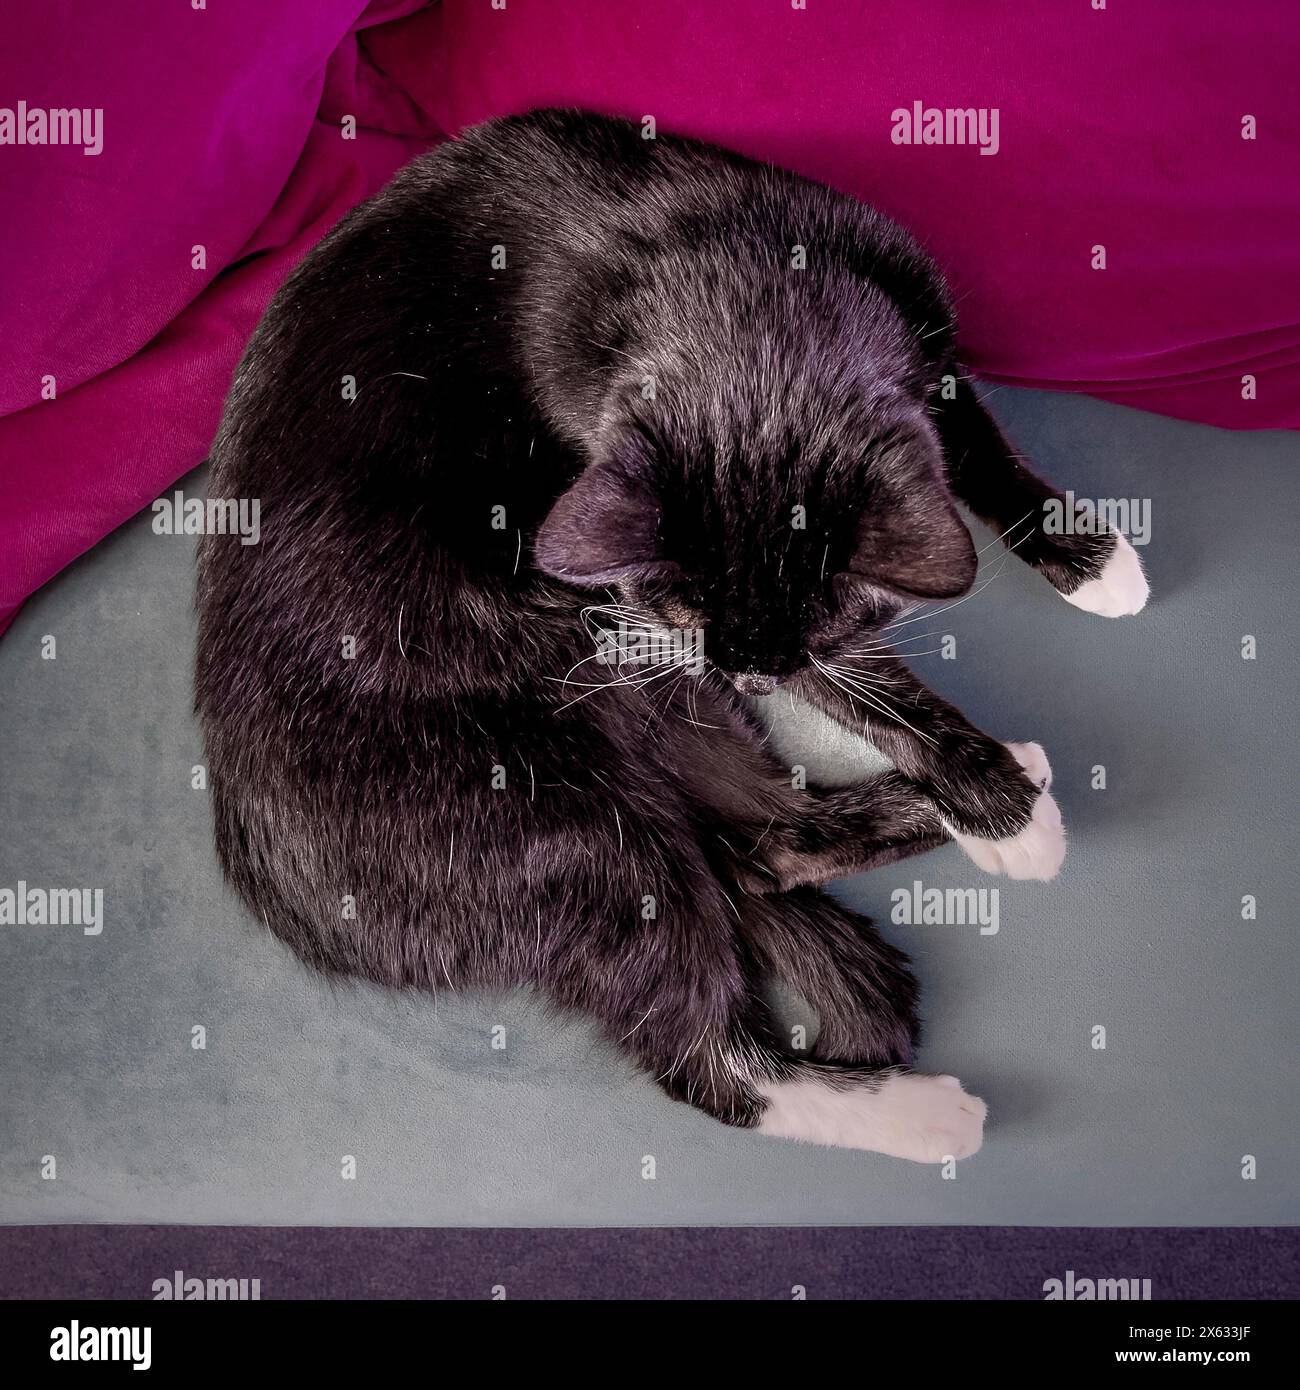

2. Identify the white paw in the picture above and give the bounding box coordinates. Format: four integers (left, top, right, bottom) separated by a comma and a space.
946, 784, 1066, 880
870, 1073, 987, 1163
757, 1072, 987, 1162
1063, 533, 1149, 617
1004, 739, 1052, 791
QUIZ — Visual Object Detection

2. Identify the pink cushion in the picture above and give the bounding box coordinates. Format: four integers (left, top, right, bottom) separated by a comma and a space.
0, 0, 439, 635
1, 0, 1294, 633
377, 0, 1295, 427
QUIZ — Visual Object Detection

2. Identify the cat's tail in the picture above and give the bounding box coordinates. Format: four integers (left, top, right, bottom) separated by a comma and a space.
740, 885, 921, 1066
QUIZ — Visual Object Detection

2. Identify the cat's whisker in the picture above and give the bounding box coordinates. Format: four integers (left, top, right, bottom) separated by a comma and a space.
878, 548, 1021, 635
549, 655, 651, 691
851, 620, 944, 644
839, 646, 919, 663
974, 508, 1037, 556
548, 656, 680, 708
838, 646, 946, 661
562, 604, 699, 694
808, 657, 876, 727
822, 658, 913, 703
645, 671, 687, 734
809, 654, 938, 749
844, 629, 944, 654
839, 678, 938, 749
577, 604, 662, 643
551, 637, 704, 711
580, 600, 658, 621
676, 671, 724, 731
874, 520, 1036, 646
556, 646, 624, 687
580, 610, 653, 631
817, 662, 896, 701
657, 1024, 713, 1085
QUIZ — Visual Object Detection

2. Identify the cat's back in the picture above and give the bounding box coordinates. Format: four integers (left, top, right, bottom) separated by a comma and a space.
430, 107, 896, 264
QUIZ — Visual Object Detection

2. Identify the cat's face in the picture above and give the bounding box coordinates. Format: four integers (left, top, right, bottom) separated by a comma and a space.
536, 404, 976, 692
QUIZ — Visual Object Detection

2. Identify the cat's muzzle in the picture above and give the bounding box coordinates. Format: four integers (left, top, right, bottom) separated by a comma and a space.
730, 672, 783, 696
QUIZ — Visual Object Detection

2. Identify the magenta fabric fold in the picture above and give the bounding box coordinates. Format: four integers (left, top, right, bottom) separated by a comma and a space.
1, 0, 1295, 634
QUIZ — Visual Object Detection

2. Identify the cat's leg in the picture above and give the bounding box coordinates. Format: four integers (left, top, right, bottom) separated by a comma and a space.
934, 377, 1148, 617
794, 655, 1065, 880
549, 874, 983, 1161
544, 870, 782, 1129
723, 771, 950, 893
666, 678, 948, 891
675, 674, 1047, 884
740, 891, 985, 1159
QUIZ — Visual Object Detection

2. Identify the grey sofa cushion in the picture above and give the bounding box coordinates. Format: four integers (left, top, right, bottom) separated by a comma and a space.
1, 387, 1297, 1226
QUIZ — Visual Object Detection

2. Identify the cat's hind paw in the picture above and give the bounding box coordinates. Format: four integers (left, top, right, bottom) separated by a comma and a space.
757, 1071, 986, 1162
1062, 533, 1149, 617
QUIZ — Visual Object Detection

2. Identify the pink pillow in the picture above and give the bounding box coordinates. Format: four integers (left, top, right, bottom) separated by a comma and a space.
371, 0, 1297, 430
2, 0, 1294, 634
0, 0, 438, 635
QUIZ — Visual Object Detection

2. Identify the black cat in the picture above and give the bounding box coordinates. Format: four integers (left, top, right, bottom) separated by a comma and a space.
196, 110, 1146, 1161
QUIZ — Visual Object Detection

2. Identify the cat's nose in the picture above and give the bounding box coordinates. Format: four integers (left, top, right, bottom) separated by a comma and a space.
731, 672, 780, 696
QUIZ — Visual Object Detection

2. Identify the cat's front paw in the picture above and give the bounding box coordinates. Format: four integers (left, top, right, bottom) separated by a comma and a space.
946, 780, 1065, 881
1004, 739, 1052, 792
1062, 533, 1149, 617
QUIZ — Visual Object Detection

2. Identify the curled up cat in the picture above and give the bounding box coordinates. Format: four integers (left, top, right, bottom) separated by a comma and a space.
196, 110, 1148, 1164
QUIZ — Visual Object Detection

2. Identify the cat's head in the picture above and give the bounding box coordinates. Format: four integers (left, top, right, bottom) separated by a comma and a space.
534, 388, 975, 695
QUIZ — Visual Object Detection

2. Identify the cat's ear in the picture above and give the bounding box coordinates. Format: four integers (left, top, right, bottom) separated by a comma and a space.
844, 480, 977, 600
535, 460, 666, 586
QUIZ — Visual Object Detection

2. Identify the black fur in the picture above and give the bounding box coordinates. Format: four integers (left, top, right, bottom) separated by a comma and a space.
196, 110, 1125, 1142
